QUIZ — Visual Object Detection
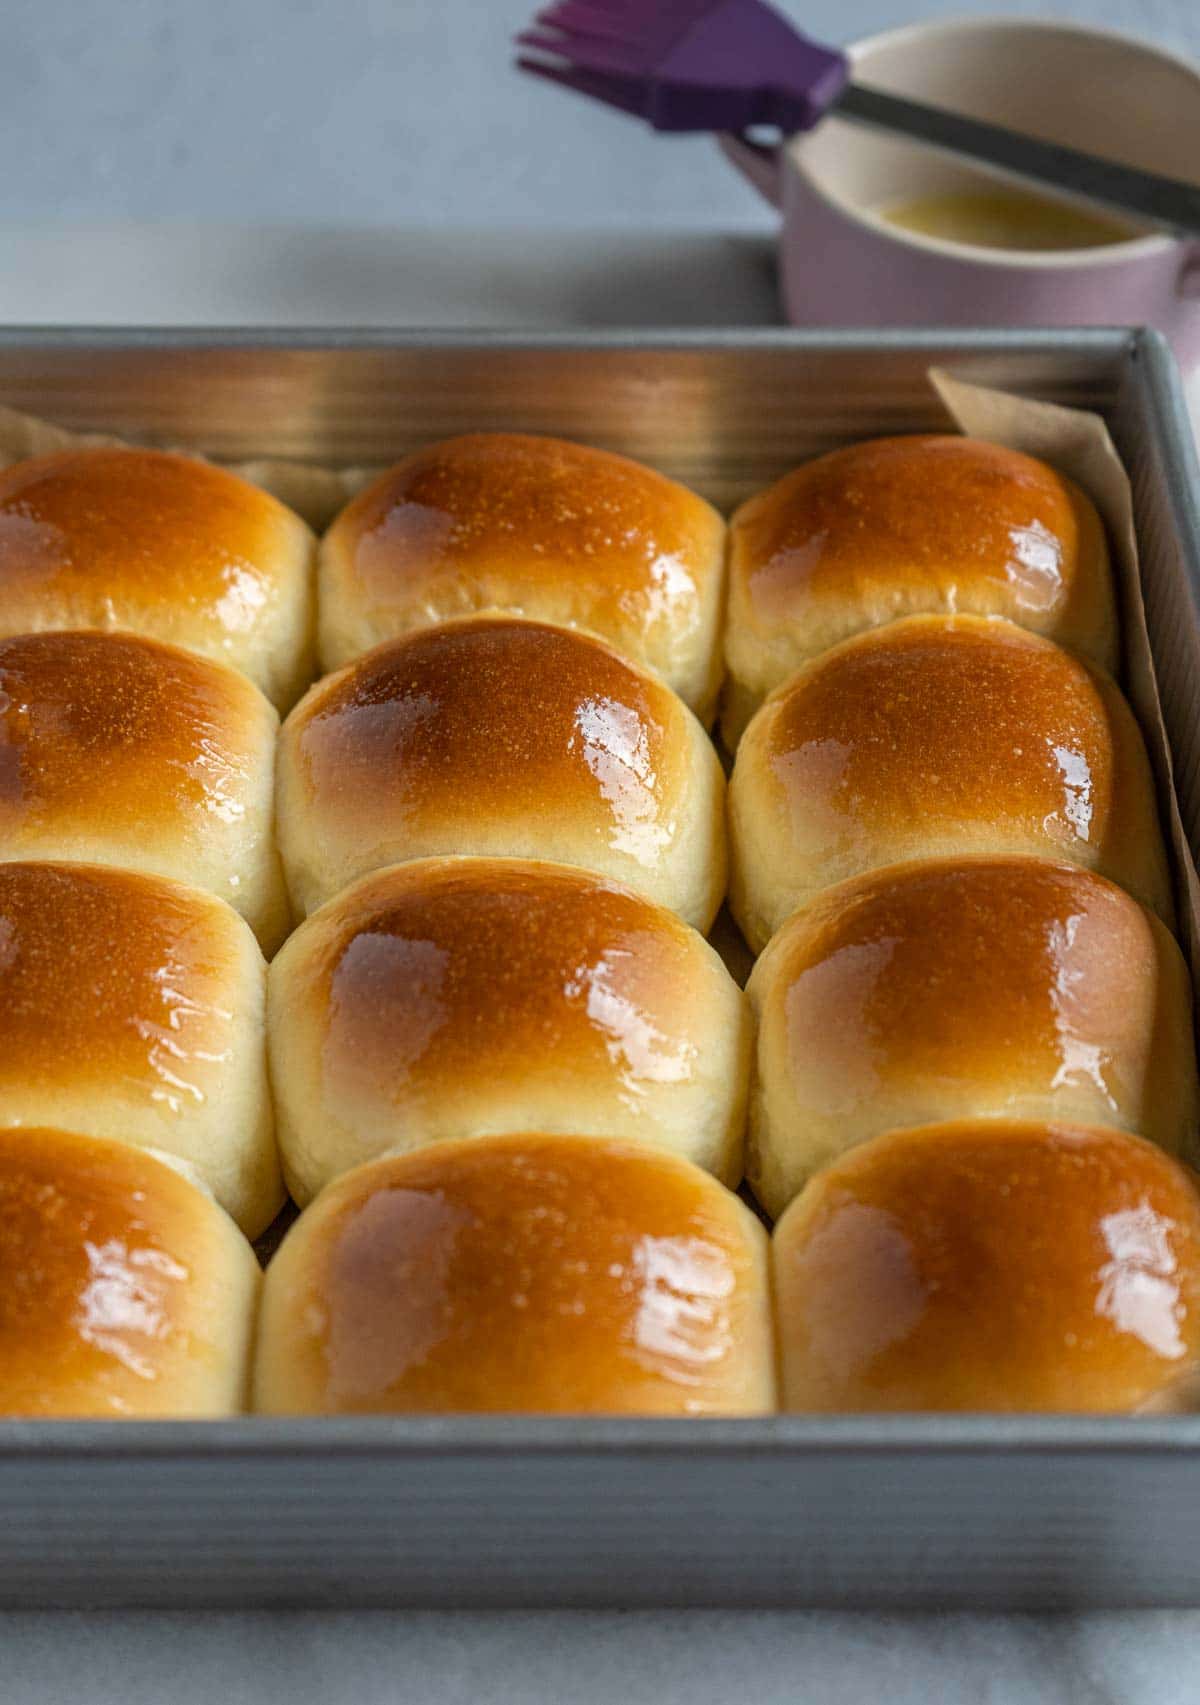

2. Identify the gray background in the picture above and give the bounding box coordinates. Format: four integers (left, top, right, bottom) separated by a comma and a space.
4, 0, 1200, 1699
1, 0, 1197, 227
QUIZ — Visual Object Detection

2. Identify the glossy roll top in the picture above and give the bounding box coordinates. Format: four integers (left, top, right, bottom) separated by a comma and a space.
0, 629, 288, 952
255, 1133, 774, 1416
722, 433, 1116, 744
0, 446, 316, 710
268, 857, 749, 1205
747, 857, 1198, 1218
728, 614, 1171, 952
0, 1127, 259, 1418
317, 432, 727, 721
277, 615, 726, 929
0, 862, 281, 1238
774, 1120, 1200, 1413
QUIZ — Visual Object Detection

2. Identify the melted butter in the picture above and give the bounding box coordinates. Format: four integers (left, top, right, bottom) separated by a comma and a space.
562, 948, 696, 1088
880, 188, 1141, 251
1097, 1203, 1187, 1360
631, 1233, 737, 1380
569, 695, 672, 866
77, 1237, 186, 1380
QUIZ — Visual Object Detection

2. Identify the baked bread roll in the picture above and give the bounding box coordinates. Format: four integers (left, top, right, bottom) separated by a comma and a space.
0, 630, 288, 953
774, 1119, 1200, 1412
268, 857, 749, 1204
0, 862, 281, 1237
729, 614, 1171, 951
318, 433, 726, 721
0, 1127, 259, 1418
277, 615, 726, 929
748, 856, 1198, 1217
255, 1133, 774, 1416
723, 434, 1115, 745
0, 446, 316, 710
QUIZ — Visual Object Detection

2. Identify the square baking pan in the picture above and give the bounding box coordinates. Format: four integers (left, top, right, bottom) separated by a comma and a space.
2, 325, 1200, 1611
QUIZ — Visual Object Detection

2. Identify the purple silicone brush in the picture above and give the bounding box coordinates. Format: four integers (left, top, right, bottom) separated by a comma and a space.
516, 0, 1200, 237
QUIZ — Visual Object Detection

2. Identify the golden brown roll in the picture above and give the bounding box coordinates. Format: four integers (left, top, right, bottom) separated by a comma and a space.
728, 614, 1171, 951
0, 446, 316, 710
722, 434, 1116, 745
267, 857, 749, 1205
277, 615, 726, 929
317, 433, 726, 721
773, 1119, 1200, 1412
0, 862, 281, 1238
0, 1127, 259, 1418
0, 630, 288, 953
747, 857, 1198, 1218
255, 1133, 774, 1416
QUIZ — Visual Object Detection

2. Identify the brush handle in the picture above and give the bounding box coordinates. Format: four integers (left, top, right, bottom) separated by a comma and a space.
836, 82, 1200, 239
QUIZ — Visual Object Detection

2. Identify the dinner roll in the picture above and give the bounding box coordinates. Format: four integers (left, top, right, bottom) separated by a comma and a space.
255, 1133, 774, 1416
268, 857, 749, 1205
0, 1127, 259, 1418
318, 433, 726, 721
728, 615, 1171, 951
774, 1119, 1200, 1412
0, 630, 288, 953
277, 615, 725, 929
722, 434, 1115, 745
747, 857, 1198, 1217
0, 862, 281, 1238
0, 446, 316, 710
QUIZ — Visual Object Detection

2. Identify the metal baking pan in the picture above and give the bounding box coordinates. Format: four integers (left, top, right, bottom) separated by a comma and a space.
2, 326, 1200, 1611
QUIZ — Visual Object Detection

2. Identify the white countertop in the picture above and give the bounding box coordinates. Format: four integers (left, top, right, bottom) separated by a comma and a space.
5, 0, 1200, 1695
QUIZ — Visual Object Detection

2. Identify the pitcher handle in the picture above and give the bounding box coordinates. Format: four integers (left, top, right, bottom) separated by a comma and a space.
1177, 243, 1200, 299
718, 134, 784, 211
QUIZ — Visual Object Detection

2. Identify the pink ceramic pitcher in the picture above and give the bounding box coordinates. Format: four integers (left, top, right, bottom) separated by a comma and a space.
722, 17, 1200, 369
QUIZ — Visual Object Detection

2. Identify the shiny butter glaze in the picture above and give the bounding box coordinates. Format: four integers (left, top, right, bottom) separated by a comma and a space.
774, 1120, 1200, 1413
749, 857, 1197, 1171
0, 629, 269, 841
256, 1134, 773, 1415
328, 432, 714, 615
285, 616, 689, 868
734, 435, 1112, 660
0, 862, 247, 1116
0, 1127, 248, 1417
733, 614, 1171, 929
0, 446, 296, 627
281, 859, 715, 1108
319, 433, 725, 717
